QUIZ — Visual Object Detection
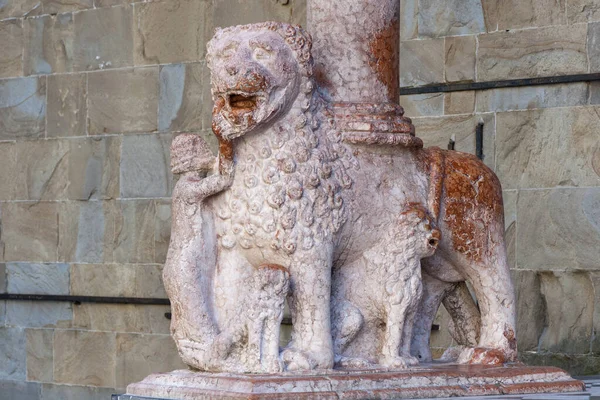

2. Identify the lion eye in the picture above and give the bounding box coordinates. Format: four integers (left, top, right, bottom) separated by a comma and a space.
253, 47, 272, 61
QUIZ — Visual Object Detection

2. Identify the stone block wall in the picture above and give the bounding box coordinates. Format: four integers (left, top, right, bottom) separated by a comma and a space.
0, 0, 599, 398
0, 0, 305, 398
400, 0, 600, 373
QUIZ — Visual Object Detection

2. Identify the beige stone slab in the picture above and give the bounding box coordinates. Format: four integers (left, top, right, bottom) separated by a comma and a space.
476, 83, 589, 113
67, 136, 120, 200
88, 67, 158, 134
6, 300, 72, 328
41, 383, 119, 400
589, 271, 600, 352
154, 200, 171, 264
73, 303, 170, 334
54, 329, 116, 387
26, 328, 54, 382
0, 142, 18, 200
496, 107, 600, 189
159, 63, 208, 133
0, 326, 26, 380
588, 22, 600, 73
2, 202, 59, 262
495, 0, 566, 30
0, 19, 23, 78
213, 0, 297, 27
400, 93, 444, 117
538, 271, 594, 354
400, 0, 418, 40
15, 139, 70, 201
400, 39, 444, 87
0, 0, 42, 19
133, 0, 212, 65
105, 200, 157, 264
512, 270, 545, 352
23, 13, 74, 75
116, 333, 186, 389
43, 0, 92, 14
445, 36, 475, 83
47, 74, 86, 138
502, 190, 517, 270
568, 0, 600, 23
417, 0, 485, 37
413, 113, 495, 170
0, 76, 46, 140
477, 25, 588, 81
516, 188, 600, 271
73, 5, 133, 71
444, 91, 475, 115
70, 263, 166, 298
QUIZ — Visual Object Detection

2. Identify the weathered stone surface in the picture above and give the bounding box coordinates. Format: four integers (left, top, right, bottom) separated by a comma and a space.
589, 271, 600, 352
47, 74, 86, 137
133, 0, 211, 65
54, 330, 116, 387
0, 142, 18, 200
590, 81, 600, 104
445, 36, 475, 83
70, 263, 166, 298
6, 262, 69, 294
43, 0, 92, 13
413, 113, 495, 169
495, 0, 566, 30
154, 200, 171, 265
517, 189, 600, 271
0, 76, 46, 140
116, 333, 186, 388
476, 83, 589, 113
481, 0, 499, 32
400, 93, 443, 117
520, 352, 600, 376
73, 5, 133, 71
478, 25, 588, 81
41, 383, 119, 400
0, 326, 26, 380
67, 137, 120, 200
15, 139, 69, 201
26, 328, 53, 382
159, 63, 208, 132
0, 0, 41, 19
418, 0, 485, 37
106, 200, 157, 264
429, 306, 455, 350
538, 271, 593, 354
400, 39, 444, 87
444, 91, 475, 115
73, 304, 170, 334
7, 301, 72, 328
213, 0, 298, 27
588, 21, 600, 73
400, 0, 418, 40
120, 134, 172, 198
512, 270, 545, 351
568, 0, 600, 23
496, 107, 600, 189
74, 201, 106, 263
23, 13, 74, 75
2, 202, 59, 262
0, 19, 23, 78
88, 67, 158, 134
0, 263, 5, 292
0, 380, 41, 400
503, 190, 517, 270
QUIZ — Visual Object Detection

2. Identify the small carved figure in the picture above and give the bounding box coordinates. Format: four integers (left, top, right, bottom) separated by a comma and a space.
331, 205, 440, 368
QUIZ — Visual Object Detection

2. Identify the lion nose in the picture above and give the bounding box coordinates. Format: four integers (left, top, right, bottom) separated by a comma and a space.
226, 65, 238, 76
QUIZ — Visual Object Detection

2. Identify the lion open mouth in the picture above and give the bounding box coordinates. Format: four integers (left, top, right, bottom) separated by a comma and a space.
220, 92, 266, 126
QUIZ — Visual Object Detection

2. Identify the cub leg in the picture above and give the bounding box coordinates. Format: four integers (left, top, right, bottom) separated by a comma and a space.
380, 300, 410, 368
399, 277, 422, 366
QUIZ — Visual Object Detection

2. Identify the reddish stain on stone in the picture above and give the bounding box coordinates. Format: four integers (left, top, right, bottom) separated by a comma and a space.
368, 17, 399, 102
469, 347, 506, 365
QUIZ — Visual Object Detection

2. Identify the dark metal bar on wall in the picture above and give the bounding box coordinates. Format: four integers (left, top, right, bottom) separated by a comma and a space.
0, 293, 170, 305
399, 72, 600, 95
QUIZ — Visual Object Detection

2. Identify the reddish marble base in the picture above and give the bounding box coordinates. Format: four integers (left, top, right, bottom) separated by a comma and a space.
125, 363, 585, 399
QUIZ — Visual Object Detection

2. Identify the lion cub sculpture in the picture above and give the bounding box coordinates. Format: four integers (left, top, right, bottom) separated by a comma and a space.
331, 205, 440, 368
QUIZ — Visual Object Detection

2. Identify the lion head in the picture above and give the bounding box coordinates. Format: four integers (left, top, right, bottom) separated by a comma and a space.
207, 22, 313, 141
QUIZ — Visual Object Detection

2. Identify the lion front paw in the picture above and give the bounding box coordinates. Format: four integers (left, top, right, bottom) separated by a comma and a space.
458, 347, 506, 365
335, 356, 374, 369
281, 348, 317, 371
379, 355, 414, 369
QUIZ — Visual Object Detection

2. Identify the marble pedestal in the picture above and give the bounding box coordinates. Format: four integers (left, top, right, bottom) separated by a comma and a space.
117, 364, 584, 400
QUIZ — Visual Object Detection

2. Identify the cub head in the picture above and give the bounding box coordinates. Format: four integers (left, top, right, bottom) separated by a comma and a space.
207, 22, 313, 141
399, 205, 441, 258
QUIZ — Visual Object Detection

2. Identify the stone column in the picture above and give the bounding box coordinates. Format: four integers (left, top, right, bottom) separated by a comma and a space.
307, 0, 400, 104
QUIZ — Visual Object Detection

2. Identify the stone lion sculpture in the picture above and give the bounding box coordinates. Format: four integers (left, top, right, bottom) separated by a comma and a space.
331, 204, 440, 368
168, 21, 516, 372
